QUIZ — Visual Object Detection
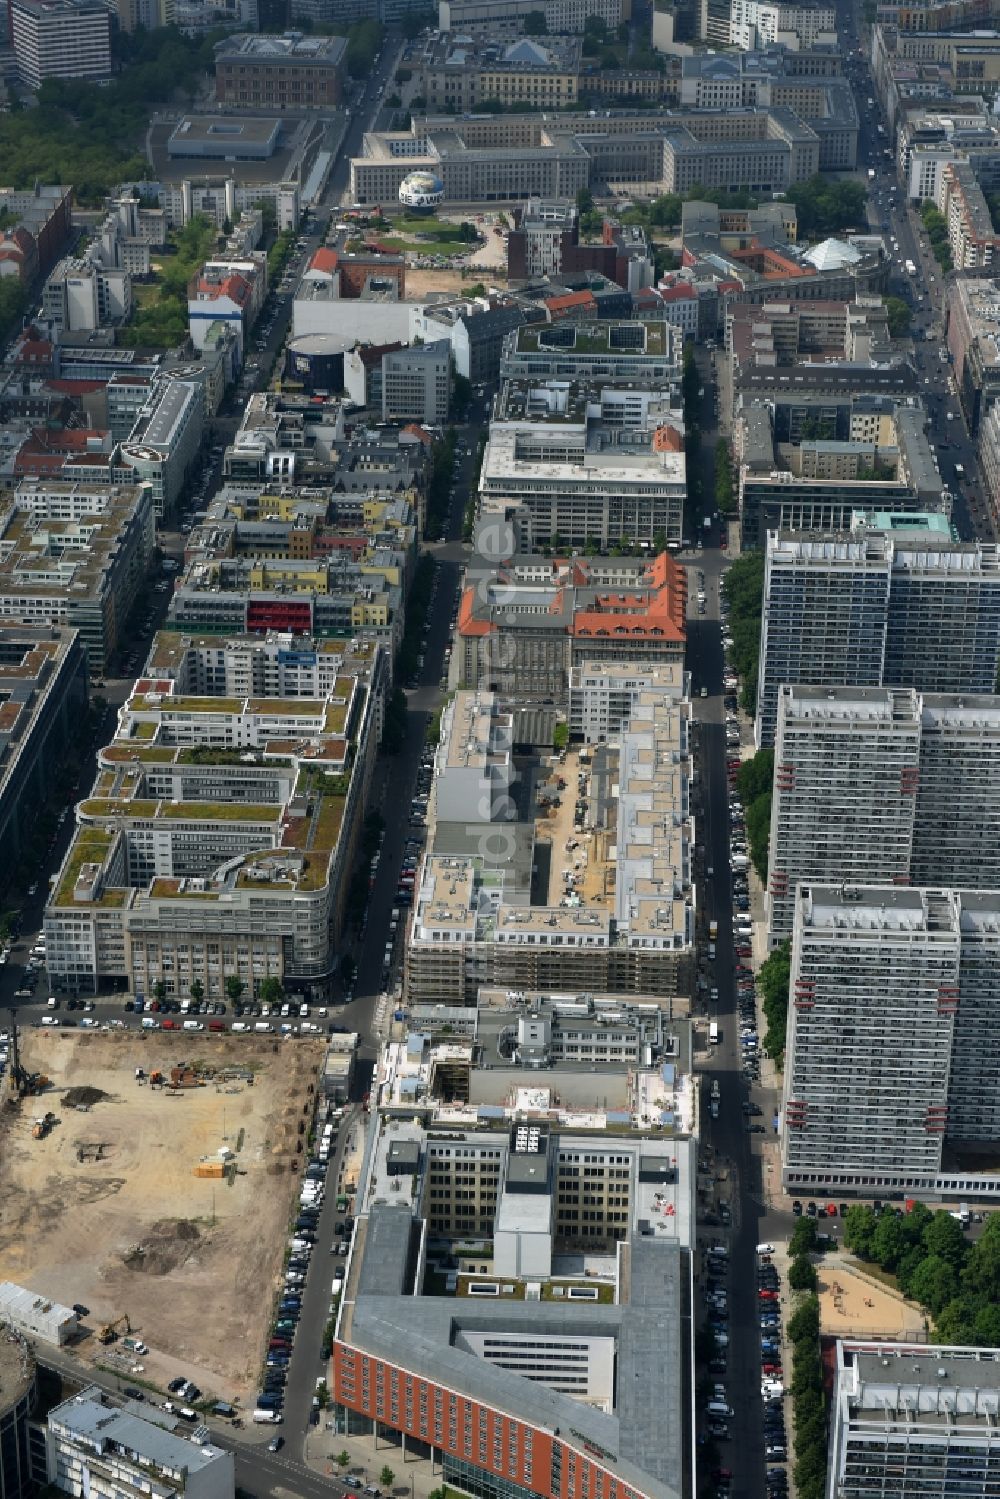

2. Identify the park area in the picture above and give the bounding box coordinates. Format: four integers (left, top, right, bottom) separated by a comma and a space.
0, 1027, 326, 1400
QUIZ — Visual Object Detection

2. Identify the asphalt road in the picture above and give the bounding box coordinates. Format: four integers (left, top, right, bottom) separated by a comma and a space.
278, 1108, 359, 1453
838, 0, 988, 542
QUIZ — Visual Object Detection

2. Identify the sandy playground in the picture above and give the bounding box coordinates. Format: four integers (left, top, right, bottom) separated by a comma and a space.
0, 1028, 326, 1400
818, 1256, 927, 1343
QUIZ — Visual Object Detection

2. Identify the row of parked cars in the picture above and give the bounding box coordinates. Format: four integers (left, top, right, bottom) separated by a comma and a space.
756, 1250, 788, 1499
255, 1155, 330, 1426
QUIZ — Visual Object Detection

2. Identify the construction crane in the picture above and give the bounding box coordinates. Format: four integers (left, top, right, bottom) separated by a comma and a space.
97, 1314, 131, 1345
7, 1018, 48, 1100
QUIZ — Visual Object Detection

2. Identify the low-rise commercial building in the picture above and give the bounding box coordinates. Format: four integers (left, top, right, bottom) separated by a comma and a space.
0, 1284, 78, 1347
44, 633, 386, 998
46, 1387, 234, 1499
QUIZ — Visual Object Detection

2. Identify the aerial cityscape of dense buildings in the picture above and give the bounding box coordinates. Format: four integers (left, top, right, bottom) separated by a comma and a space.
4, 3, 1000, 1499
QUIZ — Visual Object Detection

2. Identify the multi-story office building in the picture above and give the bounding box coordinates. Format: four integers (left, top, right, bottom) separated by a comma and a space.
946, 277, 1000, 440
381, 339, 451, 425
456, 552, 687, 705
0, 481, 155, 674
407, 32, 583, 113
406, 684, 694, 1005
332, 1106, 694, 1499
0, 629, 87, 890
213, 32, 346, 109
44, 633, 385, 998
736, 400, 948, 548
502, 318, 681, 385
350, 99, 849, 206
727, 0, 835, 51
479, 397, 686, 549
756, 523, 1000, 746
118, 378, 204, 519
10, 0, 110, 86
42, 256, 132, 333
438, 0, 624, 35
46, 1387, 234, 1499
0, 1331, 36, 1499
768, 686, 1000, 944
827, 1341, 1000, 1499
782, 883, 1000, 1197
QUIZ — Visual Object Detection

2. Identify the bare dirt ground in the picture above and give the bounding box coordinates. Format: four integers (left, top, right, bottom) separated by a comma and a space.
0, 1029, 326, 1401
404, 268, 471, 297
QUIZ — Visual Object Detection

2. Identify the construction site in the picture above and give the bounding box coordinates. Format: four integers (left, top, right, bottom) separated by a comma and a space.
0, 1025, 327, 1400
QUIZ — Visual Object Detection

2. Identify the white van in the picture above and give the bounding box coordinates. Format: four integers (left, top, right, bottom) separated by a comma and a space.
232, 1021, 249, 1032
254, 1021, 274, 1033
706, 1400, 734, 1418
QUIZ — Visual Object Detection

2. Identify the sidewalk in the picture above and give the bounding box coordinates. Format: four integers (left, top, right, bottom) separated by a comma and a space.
303, 1422, 446, 1499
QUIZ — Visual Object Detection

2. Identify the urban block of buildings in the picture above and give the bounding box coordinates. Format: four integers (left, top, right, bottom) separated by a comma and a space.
349, 95, 857, 207
43, 631, 386, 999
726, 0, 835, 50
169, 460, 418, 652
755, 520, 1000, 746
404, 682, 695, 1007
734, 390, 948, 548
506, 201, 654, 290
0, 185, 73, 286
782, 883, 1000, 1197
332, 1103, 694, 1499
213, 31, 347, 109
455, 552, 688, 706
188, 252, 268, 355
0, 480, 155, 673
767, 684, 1000, 945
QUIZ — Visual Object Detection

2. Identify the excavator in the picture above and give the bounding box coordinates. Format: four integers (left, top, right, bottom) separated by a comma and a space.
98, 1314, 131, 1345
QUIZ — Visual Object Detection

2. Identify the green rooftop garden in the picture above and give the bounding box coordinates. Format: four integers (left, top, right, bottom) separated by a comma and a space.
158, 800, 280, 822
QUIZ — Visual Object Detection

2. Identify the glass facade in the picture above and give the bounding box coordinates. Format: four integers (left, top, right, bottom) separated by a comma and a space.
443, 1451, 540, 1499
